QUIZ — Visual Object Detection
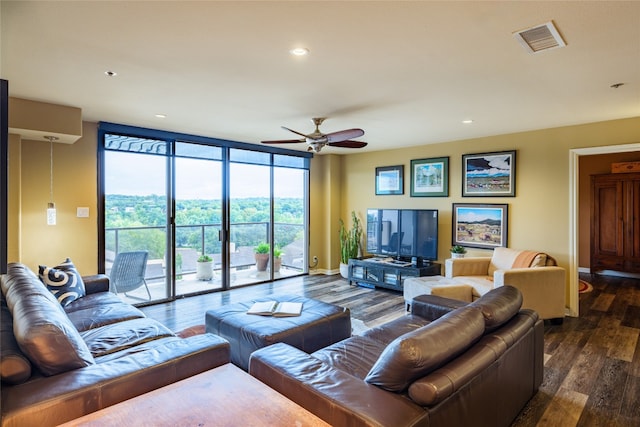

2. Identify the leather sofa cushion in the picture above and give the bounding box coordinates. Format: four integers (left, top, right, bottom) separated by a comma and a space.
65, 292, 146, 332
364, 306, 485, 392
81, 318, 174, 357
11, 288, 96, 376
312, 335, 387, 379
469, 286, 522, 332
408, 334, 505, 406
0, 295, 31, 384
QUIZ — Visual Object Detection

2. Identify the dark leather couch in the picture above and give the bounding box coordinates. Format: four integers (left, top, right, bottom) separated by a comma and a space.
249, 286, 544, 427
0, 263, 230, 427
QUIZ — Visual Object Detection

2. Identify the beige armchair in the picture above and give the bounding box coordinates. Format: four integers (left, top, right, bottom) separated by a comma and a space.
445, 247, 566, 322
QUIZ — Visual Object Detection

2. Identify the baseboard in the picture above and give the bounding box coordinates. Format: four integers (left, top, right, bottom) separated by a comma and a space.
580, 267, 640, 279
309, 268, 339, 276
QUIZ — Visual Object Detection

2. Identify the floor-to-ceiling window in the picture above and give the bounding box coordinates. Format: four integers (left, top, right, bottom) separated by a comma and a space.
98, 123, 311, 305
174, 142, 224, 295
103, 136, 171, 302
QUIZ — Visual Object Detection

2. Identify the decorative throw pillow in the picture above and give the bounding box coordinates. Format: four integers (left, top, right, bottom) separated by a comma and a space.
39, 258, 86, 307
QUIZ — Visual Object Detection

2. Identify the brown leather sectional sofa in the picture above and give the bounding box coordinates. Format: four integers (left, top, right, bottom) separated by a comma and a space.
249, 286, 544, 427
0, 263, 230, 427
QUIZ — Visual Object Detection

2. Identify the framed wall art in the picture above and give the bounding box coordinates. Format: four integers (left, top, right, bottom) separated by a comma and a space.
375, 165, 404, 195
452, 203, 508, 249
462, 150, 516, 197
410, 156, 449, 197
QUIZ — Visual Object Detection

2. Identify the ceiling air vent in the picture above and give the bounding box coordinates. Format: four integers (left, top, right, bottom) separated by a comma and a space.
513, 21, 566, 53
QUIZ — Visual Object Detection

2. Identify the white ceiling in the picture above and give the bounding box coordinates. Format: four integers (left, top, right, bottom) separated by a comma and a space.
2, 1, 639, 153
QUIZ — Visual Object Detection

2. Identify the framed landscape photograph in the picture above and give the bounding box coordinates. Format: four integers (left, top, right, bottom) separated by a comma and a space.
375, 165, 404, 195
462, 150, 516, 197
410, 156, 449, 197
452, 203, 508, 249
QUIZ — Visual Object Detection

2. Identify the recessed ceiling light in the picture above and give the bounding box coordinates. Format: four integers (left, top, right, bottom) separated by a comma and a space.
289, 47, 309, 56
462, 119, 474, 124
155, 114, 167, 119
104, 70, 117, 77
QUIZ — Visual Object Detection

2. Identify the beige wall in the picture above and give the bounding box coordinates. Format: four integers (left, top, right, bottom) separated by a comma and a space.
9, 123, 98, 273
7, 134, 21, 263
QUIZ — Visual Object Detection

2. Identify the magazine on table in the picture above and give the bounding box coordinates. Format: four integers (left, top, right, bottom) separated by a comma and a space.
247, 301, 303, 317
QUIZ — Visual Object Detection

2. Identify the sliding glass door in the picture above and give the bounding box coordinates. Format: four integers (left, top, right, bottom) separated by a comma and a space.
104, 139, 170, 302
228, 161, 270, 286
100, 123, 311, 304
273, 166, 307, 276
174, 142, 223, 295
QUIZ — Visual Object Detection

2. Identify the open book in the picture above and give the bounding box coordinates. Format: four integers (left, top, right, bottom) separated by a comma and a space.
247, 301, 303, 317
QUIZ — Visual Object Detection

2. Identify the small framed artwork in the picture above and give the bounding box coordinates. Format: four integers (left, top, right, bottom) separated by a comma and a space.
462, 150, 516, 197
452, 203, 508, 249
410, 156, 449, 197
375, 165, 404, 195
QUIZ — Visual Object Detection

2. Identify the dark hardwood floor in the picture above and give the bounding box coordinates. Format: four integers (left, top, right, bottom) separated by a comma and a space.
140, 272, 640, 427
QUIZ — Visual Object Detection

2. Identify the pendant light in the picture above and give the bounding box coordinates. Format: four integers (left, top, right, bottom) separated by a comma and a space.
44, 136, 59, 225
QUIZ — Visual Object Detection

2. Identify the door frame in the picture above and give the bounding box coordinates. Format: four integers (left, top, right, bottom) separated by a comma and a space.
569, 142, 640, 317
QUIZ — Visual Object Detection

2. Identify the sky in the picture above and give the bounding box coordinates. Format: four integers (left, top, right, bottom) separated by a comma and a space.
456, 207, 504, 223
105, 151, 305, 199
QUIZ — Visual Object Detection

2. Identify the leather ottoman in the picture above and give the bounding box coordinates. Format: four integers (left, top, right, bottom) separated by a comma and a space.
205, 295, 351, 370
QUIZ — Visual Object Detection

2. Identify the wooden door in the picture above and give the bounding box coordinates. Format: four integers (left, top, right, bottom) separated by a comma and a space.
591, 172, 640, 274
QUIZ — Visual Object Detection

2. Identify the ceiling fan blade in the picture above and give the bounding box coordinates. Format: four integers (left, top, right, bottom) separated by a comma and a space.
260, 138, 305, 144
281, 126, 309, 139
328, 140, 368, 149
325, 128, 365, 143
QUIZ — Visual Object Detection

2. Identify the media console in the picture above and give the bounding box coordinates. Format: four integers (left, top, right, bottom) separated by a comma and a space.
347, 257, 441, 292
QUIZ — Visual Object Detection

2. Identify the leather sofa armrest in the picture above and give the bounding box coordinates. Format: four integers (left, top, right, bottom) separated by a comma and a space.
1, 334, 230, 427
445, 257, 491, 278
82, 274, 110, 294
249, 343, 427, 427
411, 294, 467, 320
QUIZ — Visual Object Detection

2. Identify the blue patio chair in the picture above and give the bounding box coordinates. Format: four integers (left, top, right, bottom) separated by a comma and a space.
109, 251, 151, 301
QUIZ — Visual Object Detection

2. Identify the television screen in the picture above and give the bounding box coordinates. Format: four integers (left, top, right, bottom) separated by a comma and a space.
366, 208, 438, 261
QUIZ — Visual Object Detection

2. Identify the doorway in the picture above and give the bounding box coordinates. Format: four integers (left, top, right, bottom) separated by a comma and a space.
569, 143, 640, 316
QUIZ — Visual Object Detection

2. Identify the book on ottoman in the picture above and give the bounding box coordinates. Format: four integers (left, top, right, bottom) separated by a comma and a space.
247, 301, 303, 317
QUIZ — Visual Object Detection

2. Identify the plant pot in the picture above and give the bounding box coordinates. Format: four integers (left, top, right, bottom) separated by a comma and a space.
196, 261, 213, 281
339, 262, 349, 279
255, 253, 269, 271
273, 257, 282, 273
451, 252, 465, 259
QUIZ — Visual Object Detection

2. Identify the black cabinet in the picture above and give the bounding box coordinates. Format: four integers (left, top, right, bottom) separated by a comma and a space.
347, 257, 441, 291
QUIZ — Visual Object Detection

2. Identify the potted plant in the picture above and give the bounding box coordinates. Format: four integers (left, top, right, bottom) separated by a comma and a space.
450, 245, 467, 259
196, 254, 213, 281
254, 242, 270, 272
272, 246, 283, 273
339, 211, 362, 278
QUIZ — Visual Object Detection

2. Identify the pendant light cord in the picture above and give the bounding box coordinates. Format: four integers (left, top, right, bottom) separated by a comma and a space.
49, 138, 54, 204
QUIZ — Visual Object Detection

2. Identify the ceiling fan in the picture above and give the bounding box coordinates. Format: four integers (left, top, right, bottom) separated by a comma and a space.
261, 118, 367, 153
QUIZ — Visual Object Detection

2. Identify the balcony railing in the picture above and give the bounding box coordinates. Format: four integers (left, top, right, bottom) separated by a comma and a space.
105, 222, 305, 279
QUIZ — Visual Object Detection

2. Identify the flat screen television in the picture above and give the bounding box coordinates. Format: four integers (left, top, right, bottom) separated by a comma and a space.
366, 208, 438, 262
